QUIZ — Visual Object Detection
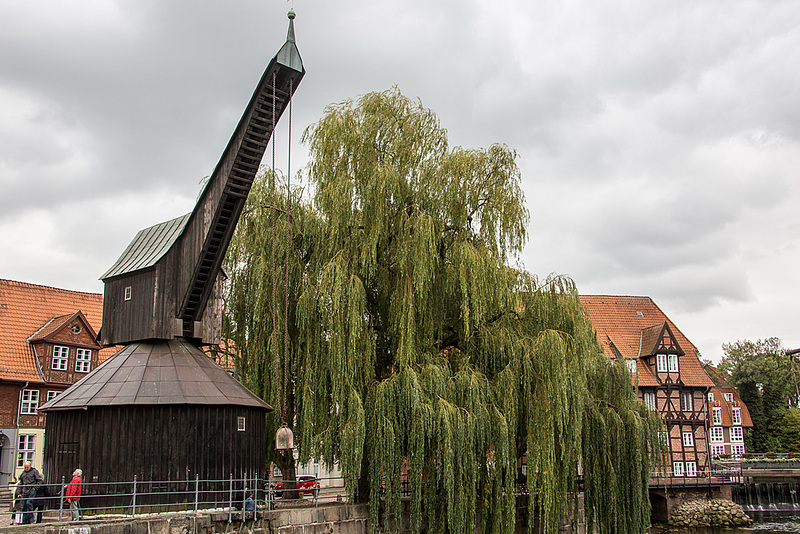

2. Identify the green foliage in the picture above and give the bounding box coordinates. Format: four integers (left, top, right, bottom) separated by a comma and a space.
781, 408, 800, 453
223, 88, 659, 533
582, 358, 663, 534
719, 338, 795, 452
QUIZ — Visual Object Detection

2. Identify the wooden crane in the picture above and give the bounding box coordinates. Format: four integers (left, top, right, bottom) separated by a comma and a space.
100, 11, 304, 346
41, 12, 305, 497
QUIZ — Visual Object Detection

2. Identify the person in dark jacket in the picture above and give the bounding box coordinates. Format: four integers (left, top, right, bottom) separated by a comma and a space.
31, 484, 48, 523
19, 461, 43, 524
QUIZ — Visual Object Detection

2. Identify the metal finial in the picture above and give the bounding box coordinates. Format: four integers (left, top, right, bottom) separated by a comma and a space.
288, 10, 295, 20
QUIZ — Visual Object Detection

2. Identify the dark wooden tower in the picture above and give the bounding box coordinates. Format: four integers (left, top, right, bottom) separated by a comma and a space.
99, 12, 304, 347
41, 11, 304, 500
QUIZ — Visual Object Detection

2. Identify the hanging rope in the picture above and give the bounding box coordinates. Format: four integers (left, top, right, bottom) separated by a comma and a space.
283, 78, 293, 424
270, 72, 281, 424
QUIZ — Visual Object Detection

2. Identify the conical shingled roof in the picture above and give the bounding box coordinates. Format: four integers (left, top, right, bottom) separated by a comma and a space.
40, 338, 271, 411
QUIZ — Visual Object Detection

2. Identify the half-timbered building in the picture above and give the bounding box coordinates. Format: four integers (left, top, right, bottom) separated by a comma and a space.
0, 279, 117, 486
580, 295, 716, 479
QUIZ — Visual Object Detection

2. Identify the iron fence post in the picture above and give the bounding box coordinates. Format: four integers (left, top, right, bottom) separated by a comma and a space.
58, 476, 65, 522
228, 473, 233, 524
132, 475, 137, 517
241, 474, 246, 521
194, 474, 199, 513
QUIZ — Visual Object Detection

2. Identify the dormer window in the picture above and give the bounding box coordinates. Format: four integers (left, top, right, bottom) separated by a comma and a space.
52, 345, 69, 371
724, 393, 733, 402
732, 407, 742, 425
713, 407, 722, 425
668, 354, 679, 373
657, 353, 668, 372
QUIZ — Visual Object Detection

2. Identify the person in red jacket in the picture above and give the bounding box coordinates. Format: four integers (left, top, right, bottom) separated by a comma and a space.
65, 469, 82, 521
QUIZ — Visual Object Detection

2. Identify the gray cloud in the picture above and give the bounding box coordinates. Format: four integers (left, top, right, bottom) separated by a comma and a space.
2, 0, 799, 360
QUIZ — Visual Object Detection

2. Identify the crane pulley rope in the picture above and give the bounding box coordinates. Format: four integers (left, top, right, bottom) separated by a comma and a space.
271, 70, 295, 450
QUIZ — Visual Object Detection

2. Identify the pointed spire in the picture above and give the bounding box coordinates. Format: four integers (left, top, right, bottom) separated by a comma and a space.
276, 10, 304, 72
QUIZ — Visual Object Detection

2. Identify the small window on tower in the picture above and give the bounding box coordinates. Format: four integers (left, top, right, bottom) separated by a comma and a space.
124, 286, 132, 301
237, 416, 246, 432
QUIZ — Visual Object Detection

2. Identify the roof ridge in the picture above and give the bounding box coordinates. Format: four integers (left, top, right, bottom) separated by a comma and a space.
1, 278, 101, 297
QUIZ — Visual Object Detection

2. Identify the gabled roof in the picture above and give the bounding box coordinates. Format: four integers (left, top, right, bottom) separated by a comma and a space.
28, 311, 99, 347
640, 322, 685, 357
101, 214, 190, 280
40, 339, 271, 411
0, 279, 117, 382
580, 295, 714, 388
28, 313, 75, 342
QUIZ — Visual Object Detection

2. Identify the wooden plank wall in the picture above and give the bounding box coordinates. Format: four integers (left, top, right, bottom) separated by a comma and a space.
43, 405, 267, 507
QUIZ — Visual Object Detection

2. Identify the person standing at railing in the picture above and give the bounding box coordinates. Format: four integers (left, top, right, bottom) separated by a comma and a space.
64, 468, 82, 521
19, 461, 43, 524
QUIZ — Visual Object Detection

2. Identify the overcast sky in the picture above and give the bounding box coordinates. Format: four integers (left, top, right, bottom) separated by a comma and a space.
1, 0, 798, 362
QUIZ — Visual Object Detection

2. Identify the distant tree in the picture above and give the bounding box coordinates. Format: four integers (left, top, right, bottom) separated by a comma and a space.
223, 88, 661, 534
718, 338, 793, 452
781, 408, 800, 453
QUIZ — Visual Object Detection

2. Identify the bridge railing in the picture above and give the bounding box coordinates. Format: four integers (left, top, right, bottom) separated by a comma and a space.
648, 466, 744, 488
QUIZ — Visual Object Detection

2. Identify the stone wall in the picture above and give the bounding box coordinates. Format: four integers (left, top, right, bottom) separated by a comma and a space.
0, 497, 586, 534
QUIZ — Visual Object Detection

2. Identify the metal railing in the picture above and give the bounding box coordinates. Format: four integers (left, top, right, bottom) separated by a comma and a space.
648, 467, 744, 488
2, 474, 346, 524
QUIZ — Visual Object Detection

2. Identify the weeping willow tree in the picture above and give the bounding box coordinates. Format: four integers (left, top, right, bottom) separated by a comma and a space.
222, 87, 661, 533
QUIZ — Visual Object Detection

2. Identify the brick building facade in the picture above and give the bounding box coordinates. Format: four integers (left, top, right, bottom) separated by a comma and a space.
0, 279, 116, 486
580, 295, 720, 479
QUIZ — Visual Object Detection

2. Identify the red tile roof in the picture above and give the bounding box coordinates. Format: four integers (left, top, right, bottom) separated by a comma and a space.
0, 279, 118, 382
709, 386, 754, 428
29, 313, 74, 342
580, 295, 714, 388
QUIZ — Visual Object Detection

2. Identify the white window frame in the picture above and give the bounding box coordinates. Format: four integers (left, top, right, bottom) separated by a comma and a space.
724, 393, 734, 402
686, 461, 697, 477
124, 286, 132, 301
17, 435, 36, 468
681, 392, 693, 412
732, 407, 742, 425
731, 444, 745, 457
711, 444, 726, 457
708, 392, 715, 402
682, 431, 695, 447
710, 426, 724, 443
46, 390, 60, 402
237, 416, 246, 432
20, 389, 39, 414
713, 407, 722, 426
673, 462, 684, 477
52, 345, 69, 371
730, 426, 743, 442
656, 354, 668, 372
75, 348, 92, 373
668, 353, 679, 372
643, 391, 656, 411
625, 359, 637, 374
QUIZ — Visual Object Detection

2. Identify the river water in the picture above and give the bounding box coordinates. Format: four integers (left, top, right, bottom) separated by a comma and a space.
650, 511, 800, 533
